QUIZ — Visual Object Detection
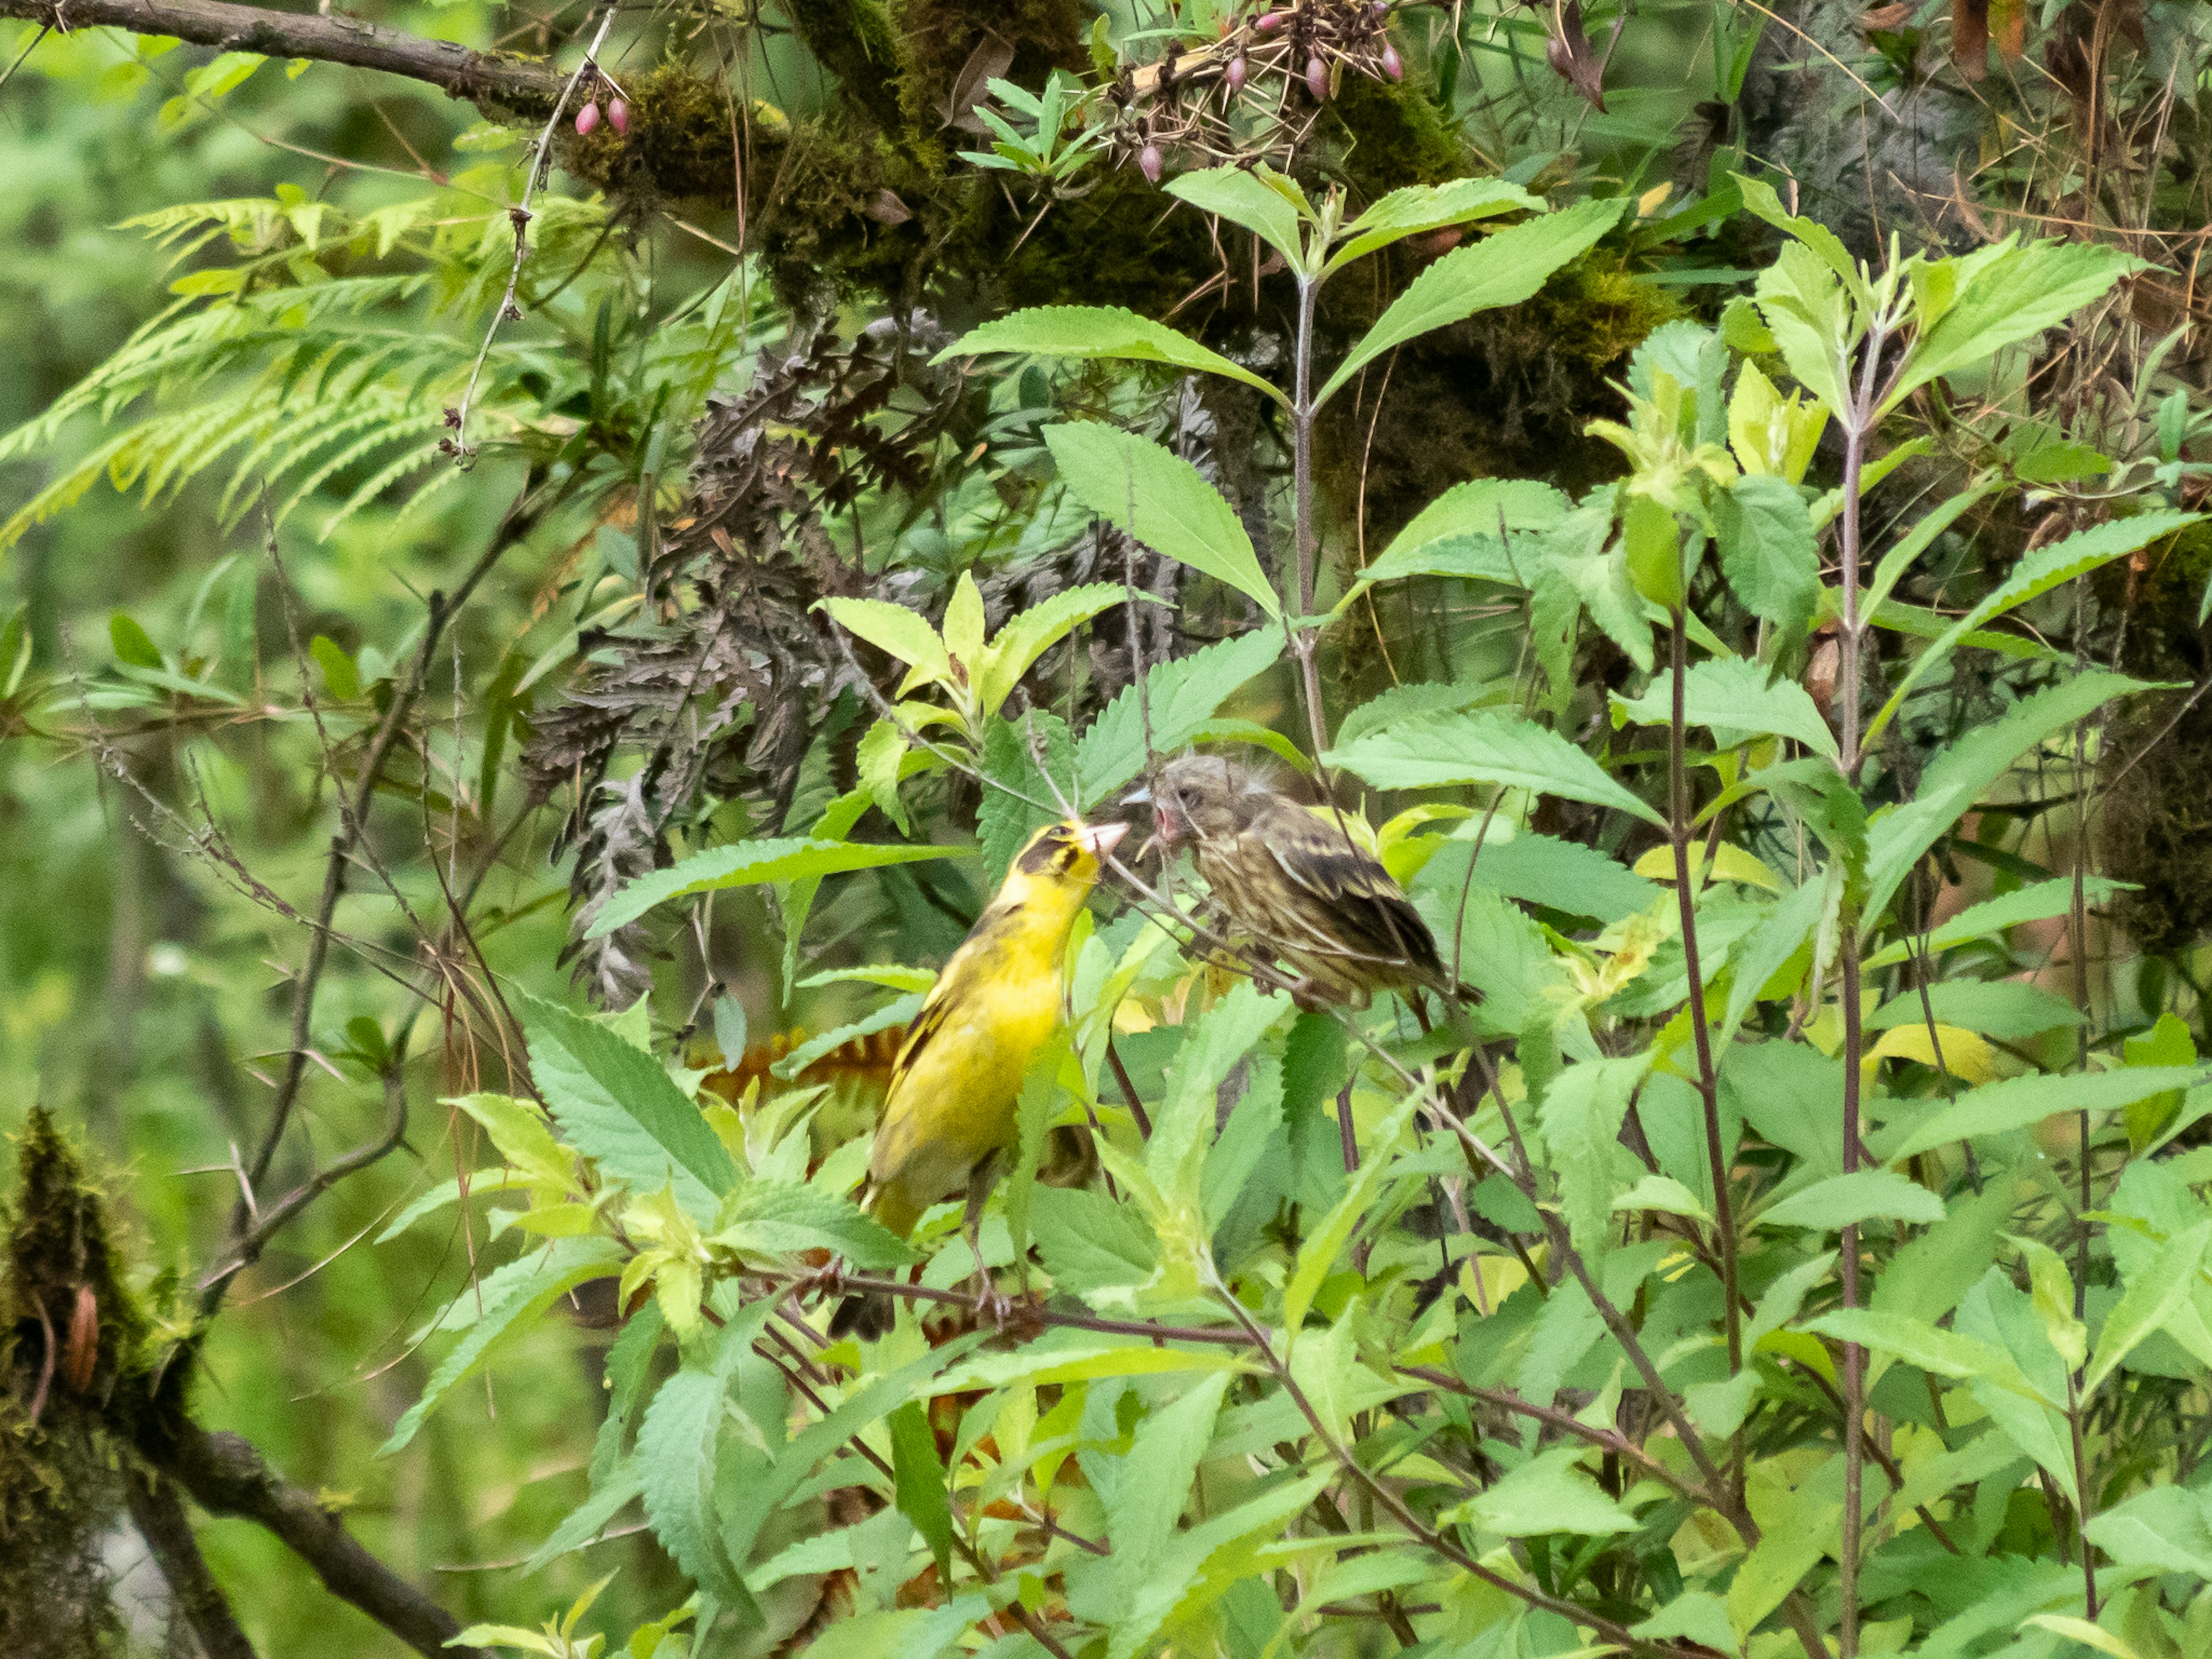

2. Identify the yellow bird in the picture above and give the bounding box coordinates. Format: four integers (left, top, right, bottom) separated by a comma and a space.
831, 816, 1127, 1337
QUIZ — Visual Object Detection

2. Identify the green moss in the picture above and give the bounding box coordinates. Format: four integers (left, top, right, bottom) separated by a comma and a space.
556, 65, 741, 209
0, 1108, 135, 1659
2094, 522, 2212, 956
784, 0, 907, 128
1313, 72, 1464, 194
1316, 253, 1678, 544
887, 0, 1088, 145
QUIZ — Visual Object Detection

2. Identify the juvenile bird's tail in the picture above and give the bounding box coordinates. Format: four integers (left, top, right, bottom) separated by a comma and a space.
828, 1286, 893, 1341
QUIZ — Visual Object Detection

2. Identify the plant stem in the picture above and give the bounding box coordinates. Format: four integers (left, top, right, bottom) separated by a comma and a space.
1834, 316, 1885, 1659
2066, 1371, 2101, 1619
1669, 610, 1741, 1458
1289, 271, 1332, 768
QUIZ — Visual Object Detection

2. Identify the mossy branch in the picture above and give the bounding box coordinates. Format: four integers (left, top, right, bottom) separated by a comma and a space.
0, 0, 565, 115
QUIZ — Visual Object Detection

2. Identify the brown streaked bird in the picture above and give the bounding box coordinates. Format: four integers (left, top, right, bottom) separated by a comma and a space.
1143, 752, 1453, 1012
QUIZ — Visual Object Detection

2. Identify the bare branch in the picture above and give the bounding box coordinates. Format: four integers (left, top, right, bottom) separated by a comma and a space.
122, 1465, 258, 1659
0, 0, 565, 113
142, 1418, 487, 1659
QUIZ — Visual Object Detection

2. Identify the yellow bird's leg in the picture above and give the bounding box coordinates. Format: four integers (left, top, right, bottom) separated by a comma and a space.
962, 1154, 1012, 1331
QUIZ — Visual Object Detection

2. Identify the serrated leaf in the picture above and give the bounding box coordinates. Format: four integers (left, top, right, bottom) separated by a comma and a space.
1757, 1168, 1944, 1230
1044, 423, 1279, 616
1540, 1054, 1653, 1259
1317, 198, 1624, 408
939, 305, 1287, 407
1863, 672, 2153, 923
976, 582, 1136, 716
1862, 875, 2134, 968
715, 1181, 919, 1268
2085, 1221, 2212, 1393
1889, 1066, 2203, 1160
1326, 176, 1544, 272
818, 596, 951, 683
1164, 164, 1311, 270
1612, 654, 1836, 758
378, 1237, 620, 1456
1715, 472, 1820, 654
518, 991, 735, 1216
1866, 517, 2194, 750
1456, 1445, 1638, 1536
1074, 628, 1281, 800
1888, 237, 2142, 411
590, 837, 973, 938
1328, 709, 1665, 827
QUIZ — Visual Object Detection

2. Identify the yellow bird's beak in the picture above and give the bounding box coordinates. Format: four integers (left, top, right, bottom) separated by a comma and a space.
1075, 821, 1129, 861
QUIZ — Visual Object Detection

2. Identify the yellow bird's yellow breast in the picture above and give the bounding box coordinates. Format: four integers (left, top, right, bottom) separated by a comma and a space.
865, 939, 1065, 1222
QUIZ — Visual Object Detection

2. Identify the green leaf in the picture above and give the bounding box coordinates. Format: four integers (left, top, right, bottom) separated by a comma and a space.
977, 710, 1076, 884
1033, 1185, 1159, 1294
720, 1335, 987, 1571
855, 719, 910, 835
1283, 1088, 1424, 1343
590, 837, 974, 938
1074, 628, 1281, 800
1335, 679, 1502, 748
1866, 979, 2084, 1040
888, 1400, 955, 1581
1611, 654, 1836, 759
109, 612, 163, 669
1151, 982, 1291, 1207
1317, 199, 1624, 408
1328, 709, 1665, 828
1889, 1066, 2203, 1160
1540, 1055, 1652, 1259
1756, 1169, 1945, 1231
1164, 164, 1311, 271
715, 1181, 919, 1268
816, 597, 949, 683
378, 1237, 620, 1456
1456, 830, 1660, 925
518, 991, 736, 1215
309, 634, 358, 700
638, 1309, 771, 1620
1343, 478, 1569, 604
1862, 875, 2134, 968
1714, 473, 1820, 655
938, 306, 1287, 407
931, 1334, 1248, 1393
1806, 1307, 2028, 1392
1888, 237, 2142, 412
1865, 514, 2195, 749
2084, 1486, 2212, 1578
1109, 1472, 1332, 1659
976, 582, 1137, 717
1457, 1445, 1638, 1536
1325, 176, 1545, 272
1863, 672, 2153, 923
1860, 480, 2001, 621
2085, 1220, 2212, 1393
1612, 1173, 1711, 1223
1106, 1372, 1231, 1609
769, 994, 925, 1082
1044, 423, 1280, 616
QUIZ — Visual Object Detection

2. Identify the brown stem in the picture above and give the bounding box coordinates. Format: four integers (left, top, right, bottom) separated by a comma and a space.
142, 1418, 484, 1659
0, 0, 565, 112
199, 469, 548, 1317
123, 1465, 259, 1659
1668, 610, 1741, 1493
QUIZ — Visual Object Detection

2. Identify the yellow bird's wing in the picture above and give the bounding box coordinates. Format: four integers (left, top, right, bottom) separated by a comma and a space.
862, 921, 1062, 1231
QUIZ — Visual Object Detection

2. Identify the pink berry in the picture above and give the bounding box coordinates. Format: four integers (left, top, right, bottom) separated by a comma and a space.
1381, 41, 1403, 79
1138, 143, 1164, 184
1226, 54, 1247, 90
1255, 11, 1283, 31
1306, 54, 1329, 98
607, 96, 629, 134
574, 101, 600, 135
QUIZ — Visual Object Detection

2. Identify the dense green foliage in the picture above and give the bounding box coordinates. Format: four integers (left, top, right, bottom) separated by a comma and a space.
5, 2, 2212, 1658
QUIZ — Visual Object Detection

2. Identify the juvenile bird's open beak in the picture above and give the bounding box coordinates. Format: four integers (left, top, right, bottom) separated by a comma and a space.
1077, 821, 1130, 861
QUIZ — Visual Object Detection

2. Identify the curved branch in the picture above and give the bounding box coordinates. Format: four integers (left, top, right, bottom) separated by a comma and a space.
0, 0, 564, 113
143, 1418, 487, 1659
